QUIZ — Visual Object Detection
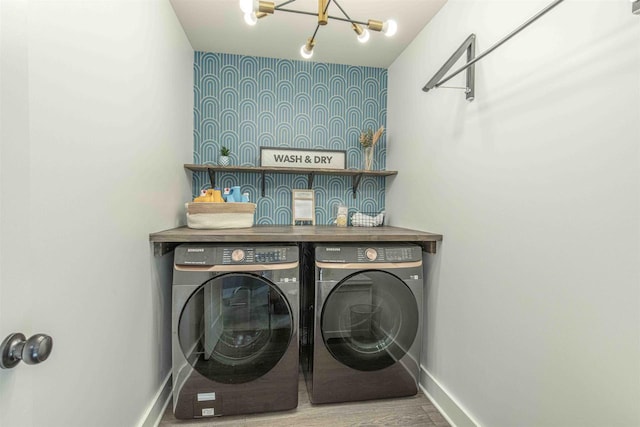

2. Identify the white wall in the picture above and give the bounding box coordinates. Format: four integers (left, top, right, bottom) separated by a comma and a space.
0, 1, 193, 426
0, 1, 36, 425
387, 1, 640, 426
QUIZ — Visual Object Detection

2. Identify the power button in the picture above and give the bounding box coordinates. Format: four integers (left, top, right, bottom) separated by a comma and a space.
231, 249, 245, 262
365, 248, 377, 261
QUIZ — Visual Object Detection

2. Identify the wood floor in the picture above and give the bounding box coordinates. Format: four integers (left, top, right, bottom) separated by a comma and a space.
159, 375, 451, 427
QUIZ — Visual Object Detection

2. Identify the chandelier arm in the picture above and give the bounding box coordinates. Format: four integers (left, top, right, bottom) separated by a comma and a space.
331, 0, 350, 20
276, 8, 319, 17
275, 8, 367, 26
274, 0, 298, 8
327, 15, 367, 26
323, 0, 332, 15
309, 22, 321, 43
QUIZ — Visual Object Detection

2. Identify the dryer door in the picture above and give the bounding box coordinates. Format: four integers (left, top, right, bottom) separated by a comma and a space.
178, 273, 293, 384
321, 270, 418, 371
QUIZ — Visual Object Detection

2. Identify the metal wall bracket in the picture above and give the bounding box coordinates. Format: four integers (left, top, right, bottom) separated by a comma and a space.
153, 242, 178, 257
633, 0, 640, 15
420, 241, 437, 254
207, 168, 216, 188
422, 0, 567, 101
422, 34, 476, 102
352, 173, 363, 199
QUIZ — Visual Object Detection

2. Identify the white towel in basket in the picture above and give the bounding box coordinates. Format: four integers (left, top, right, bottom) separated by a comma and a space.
351, 211, 384, 227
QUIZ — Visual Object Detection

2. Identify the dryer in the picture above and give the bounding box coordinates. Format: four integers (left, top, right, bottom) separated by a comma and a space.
172, 244, 299, 419
302, 243, 423, 404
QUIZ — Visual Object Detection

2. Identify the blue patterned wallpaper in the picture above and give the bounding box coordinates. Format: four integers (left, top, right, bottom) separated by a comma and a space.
193, 52, 388, 225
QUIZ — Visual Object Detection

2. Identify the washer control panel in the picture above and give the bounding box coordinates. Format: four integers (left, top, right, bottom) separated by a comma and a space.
221, 247, 290, 264
175, 245, 296, 266
383, 247, 418, 262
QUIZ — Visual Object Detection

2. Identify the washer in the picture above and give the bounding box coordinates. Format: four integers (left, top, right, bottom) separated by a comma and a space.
172, 244, 299, 419
302, 243, 423, 404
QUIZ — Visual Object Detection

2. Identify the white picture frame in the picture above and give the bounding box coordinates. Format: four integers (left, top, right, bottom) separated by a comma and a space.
261, 147, 346, 170
292, 190, 315, 225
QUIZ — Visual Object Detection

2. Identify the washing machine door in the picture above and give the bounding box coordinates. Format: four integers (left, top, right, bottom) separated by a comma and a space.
178, 273, 292, 384
321, 270, 418, 371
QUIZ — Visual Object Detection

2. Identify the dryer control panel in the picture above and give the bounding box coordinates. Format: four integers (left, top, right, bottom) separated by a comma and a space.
315, 244, 421, 263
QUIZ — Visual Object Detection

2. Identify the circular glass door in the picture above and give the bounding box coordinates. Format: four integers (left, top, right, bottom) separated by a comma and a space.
178, 273, 292, 384
321, 270, 418, 371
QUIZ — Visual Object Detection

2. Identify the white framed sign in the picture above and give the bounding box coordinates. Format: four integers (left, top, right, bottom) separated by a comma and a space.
292, 189, 315, 225
260, 147, 346, 170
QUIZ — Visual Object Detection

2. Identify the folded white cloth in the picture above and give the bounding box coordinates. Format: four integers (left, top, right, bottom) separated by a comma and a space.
351, 211, 384, 227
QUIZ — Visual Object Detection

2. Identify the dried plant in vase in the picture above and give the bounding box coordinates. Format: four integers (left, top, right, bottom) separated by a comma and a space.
359, 126, 384, 170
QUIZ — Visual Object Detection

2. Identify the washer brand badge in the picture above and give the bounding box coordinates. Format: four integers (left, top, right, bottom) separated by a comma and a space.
187, 248, 205, 252
325, 247, 341, 252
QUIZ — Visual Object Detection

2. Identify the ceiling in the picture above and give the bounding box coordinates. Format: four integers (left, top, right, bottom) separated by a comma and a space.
169, 0, 447, 68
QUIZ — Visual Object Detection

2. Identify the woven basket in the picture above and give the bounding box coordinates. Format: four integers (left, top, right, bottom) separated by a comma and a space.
185, 202, 256, 229
350, 211, 385, 227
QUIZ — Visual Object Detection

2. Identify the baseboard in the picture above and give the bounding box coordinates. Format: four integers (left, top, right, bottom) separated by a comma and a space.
420, 366, 481, 427
137, 373, 172, 427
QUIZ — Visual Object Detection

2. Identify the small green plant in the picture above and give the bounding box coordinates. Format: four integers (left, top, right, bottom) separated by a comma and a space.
220, 146, 230, 156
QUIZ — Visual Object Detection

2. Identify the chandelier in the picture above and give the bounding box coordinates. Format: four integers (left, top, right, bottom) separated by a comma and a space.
239, 0, 398, 59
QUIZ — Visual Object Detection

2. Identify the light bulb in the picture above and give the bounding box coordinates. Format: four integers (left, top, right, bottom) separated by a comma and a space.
244, 12, 258, 26
382, 19, 397, 37
300, 37, 315, 59
300, 43, 314, 59
239, 0, 254, 14
357, 28, 370, 43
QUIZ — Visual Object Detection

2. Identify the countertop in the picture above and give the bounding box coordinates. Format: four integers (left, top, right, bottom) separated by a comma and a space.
149, 225, 443, 256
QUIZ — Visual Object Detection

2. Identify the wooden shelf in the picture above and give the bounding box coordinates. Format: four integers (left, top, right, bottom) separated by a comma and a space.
184, 164, 398, 198
149, 225, 443, 256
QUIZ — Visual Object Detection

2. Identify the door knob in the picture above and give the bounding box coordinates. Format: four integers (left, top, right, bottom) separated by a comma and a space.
0, 333, 53, 369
